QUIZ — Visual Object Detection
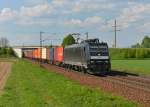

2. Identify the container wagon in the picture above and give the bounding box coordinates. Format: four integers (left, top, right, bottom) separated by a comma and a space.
54, 46, 64, 66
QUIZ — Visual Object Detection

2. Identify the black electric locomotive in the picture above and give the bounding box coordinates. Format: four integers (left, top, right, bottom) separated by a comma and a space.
63, 38, 111, 74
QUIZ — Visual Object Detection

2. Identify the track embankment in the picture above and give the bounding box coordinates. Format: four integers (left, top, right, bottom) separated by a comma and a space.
30, 60, 150, 107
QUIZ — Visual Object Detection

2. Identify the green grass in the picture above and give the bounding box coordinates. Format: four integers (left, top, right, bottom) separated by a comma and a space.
0, 60, 137, 107
111, 60, 150, 75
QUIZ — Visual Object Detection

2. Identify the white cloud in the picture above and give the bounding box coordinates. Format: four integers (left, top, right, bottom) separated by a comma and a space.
64, 19, 82, 26
0, 3, 53, 24
100, 3, 150, 31
85, 16, 102, 24
16, 18, 54, 26
0, 8, 17, 22
117, 3, 150, 28
20, 4, 51, 17
51, 0, 68, 7
138, 22, 150, 33
72, 1, 114, 13
64, 16, 102, 27
25, 0, 48, 5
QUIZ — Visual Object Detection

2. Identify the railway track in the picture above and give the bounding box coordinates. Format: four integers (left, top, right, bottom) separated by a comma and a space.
43, 62, 150, 93
101, 76, 150, 93
29, 60, 150, 107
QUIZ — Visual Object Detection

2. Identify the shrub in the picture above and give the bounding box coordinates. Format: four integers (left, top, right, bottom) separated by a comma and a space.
110, 48, 150, 59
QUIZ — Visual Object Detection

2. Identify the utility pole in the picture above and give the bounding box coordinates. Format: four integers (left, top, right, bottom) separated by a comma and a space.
40, 31, 44, 67
85, 32, 89, 40
112, 19, 121, 48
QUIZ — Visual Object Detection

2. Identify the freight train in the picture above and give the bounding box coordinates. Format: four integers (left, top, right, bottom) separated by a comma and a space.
23, 38, 111, 74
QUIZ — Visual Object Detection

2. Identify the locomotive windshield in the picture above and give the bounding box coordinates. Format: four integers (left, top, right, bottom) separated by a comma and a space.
89, 43, 109, 59
81, 38, 109, 59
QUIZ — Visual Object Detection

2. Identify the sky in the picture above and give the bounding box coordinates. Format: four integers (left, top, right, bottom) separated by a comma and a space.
0, 0, 150, 47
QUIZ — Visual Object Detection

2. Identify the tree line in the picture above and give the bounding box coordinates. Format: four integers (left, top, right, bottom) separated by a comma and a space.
110, 48, 150, 59
0, 37, 15, 57
62, 34, 150, 59
62, 35, 150, 49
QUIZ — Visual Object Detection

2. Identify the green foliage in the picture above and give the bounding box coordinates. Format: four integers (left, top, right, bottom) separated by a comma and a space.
0, 60, 137, 107
135, 49, 145, 58
7, 48, 15, 56
141, 36, 150, 48
0, 47, 15, 57
132, 36, 150, 48
110, 48, 150, 59
131, 43, 141, 48
62, 34, 75, 47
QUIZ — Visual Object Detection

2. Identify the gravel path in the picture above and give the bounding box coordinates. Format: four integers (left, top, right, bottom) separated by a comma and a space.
0, 62, 12, 91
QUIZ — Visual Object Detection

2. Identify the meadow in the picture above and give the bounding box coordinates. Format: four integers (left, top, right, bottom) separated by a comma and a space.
0, 60, 137, 107
111, 60, 150, 75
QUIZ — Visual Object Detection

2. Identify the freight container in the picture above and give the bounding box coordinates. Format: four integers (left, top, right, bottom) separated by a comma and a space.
23, 51, 28, 58
46, 48, 50, 61
34, 49, 38, 59
32, 49, 35, 59
23, 50, 33, 59
13, 48, 23, 58
42, 48, 47, 60
37, 48, 41, 59
50, 48, 54, 64
27, 50, 33, 58
54, 46, 64, 65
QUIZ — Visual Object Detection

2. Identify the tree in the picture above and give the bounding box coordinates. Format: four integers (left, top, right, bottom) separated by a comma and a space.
131, 43, 140, 48
0, 37, 9, 48
141, 36, 150, 48
7, 47, 15, 56
62, 34, 75, 47
131, 36, 150, 48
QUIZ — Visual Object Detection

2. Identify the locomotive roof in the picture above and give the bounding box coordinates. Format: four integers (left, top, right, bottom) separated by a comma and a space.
65, 43, 82, 48
65, 38, 108, 49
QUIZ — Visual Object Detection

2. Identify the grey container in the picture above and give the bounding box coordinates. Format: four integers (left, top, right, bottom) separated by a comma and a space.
50, 48, 54, 64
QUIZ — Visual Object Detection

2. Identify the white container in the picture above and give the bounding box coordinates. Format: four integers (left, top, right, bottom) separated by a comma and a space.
13, 48, 23, 58
42, 48, 47, 59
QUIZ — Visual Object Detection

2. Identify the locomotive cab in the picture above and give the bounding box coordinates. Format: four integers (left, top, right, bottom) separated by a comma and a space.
64, 38, 111, 75
84, 39, 111, 74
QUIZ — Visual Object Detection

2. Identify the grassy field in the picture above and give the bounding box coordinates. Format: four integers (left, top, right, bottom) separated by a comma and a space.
111, 60, 150, 75
0, 60, 137, 107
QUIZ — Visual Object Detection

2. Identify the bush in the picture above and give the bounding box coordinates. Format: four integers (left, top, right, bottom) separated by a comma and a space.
0, 47, 15, 57
135, 49, 145, 58
110, 48, 150, 59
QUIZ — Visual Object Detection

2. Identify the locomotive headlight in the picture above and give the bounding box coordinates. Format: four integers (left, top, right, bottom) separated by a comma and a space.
90, 61, 94, 63
105, 61, 108, 63
98, 53, 101, 56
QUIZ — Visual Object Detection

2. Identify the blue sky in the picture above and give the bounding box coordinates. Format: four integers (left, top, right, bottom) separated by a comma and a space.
0, 0, 150, 47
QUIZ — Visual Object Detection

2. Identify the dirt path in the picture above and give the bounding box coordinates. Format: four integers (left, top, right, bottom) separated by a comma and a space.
0, 62, 12, 92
